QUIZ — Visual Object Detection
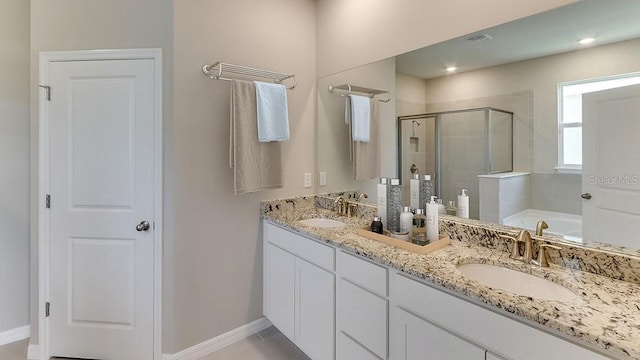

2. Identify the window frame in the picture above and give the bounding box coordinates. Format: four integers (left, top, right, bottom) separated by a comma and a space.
557, 72, 640, 173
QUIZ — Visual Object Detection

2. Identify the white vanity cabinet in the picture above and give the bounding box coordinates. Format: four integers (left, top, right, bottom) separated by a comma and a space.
263, 222, 335, 360
389, 272, 608, 360
263, 220, 610, 360
336, 251, 389, 360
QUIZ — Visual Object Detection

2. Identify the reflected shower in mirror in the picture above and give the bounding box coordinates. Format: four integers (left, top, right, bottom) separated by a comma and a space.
398, 108, 513, 221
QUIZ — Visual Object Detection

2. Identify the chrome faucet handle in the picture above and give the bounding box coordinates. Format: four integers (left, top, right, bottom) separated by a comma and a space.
347, 201, 358, 217
334, 196, 346, 215
499, 234, 523, 260
536, 220, 549, 236
533, 243, 561, 267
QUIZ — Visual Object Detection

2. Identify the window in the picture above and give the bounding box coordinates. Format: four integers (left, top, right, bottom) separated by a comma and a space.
557, 73, 640, 172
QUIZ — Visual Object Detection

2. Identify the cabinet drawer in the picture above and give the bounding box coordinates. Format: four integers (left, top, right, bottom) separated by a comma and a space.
337, 331, 381, 360
337, 251, 387, 297
264, 222, 334, 271
337, 278, 388, 359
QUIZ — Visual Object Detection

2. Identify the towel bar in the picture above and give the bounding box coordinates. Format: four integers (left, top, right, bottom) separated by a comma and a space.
328, 84, 391, 103
202, 61, 297, 90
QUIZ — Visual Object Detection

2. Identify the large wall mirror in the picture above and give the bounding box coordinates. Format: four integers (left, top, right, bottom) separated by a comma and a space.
316, 0, 640, 251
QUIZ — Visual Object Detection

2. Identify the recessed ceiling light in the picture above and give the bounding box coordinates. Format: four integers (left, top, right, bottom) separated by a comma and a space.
446, 66, 457, 72
578, 37, 595, 45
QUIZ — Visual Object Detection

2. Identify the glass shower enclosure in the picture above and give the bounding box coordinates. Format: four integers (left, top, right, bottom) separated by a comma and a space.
398, 108, 513, 219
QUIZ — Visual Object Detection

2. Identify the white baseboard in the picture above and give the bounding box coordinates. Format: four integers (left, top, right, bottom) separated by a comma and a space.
162, 317, 272, 360
27, 344, 40, 360
0, 325, 30, 346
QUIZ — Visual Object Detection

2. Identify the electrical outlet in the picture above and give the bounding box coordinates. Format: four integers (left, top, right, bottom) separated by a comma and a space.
319, 172, 327, 186
304, 173, 312, 188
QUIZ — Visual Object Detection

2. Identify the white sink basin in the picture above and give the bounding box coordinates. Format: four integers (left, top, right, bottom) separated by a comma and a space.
457, 263, 576, 302
298, 218, 347, 228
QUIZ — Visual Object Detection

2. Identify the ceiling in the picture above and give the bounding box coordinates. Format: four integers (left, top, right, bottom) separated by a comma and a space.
396, 0, 640, 79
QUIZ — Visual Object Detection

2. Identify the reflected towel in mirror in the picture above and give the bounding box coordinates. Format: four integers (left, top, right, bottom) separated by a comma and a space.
346, 94, 371, 142
353, 100, 380, 180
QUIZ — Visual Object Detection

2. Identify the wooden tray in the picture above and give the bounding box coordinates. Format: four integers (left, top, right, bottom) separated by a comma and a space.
356, 227, 450, 255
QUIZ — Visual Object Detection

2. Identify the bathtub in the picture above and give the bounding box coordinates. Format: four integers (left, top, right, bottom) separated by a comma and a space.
502, 209, 582, 242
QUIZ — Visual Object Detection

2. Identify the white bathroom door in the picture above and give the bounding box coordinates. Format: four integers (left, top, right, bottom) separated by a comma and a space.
45, 55, 158, 359
582, 84, 640, 248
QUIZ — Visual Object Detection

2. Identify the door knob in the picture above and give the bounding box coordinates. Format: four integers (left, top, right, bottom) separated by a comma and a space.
136, 221, 151, 232
581, 193, 592, 200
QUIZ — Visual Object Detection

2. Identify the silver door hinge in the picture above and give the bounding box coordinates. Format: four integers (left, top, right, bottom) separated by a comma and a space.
46, 194, 51, 209
39, 85, 51, 101
46, 302, 50, 317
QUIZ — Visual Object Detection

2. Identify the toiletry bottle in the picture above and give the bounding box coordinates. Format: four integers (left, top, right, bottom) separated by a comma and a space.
446, 201, 458, 216
377, 177, 389, 229
410, 174, 421, 209
399, 206, 414, 240
412, 208, 427, 245
457, 189, 469, 218
420, 175, 433, 209
387, 179, 402, 232
370, 216, 383, 234
426, 196, 439, 242
437, 198, 446, 215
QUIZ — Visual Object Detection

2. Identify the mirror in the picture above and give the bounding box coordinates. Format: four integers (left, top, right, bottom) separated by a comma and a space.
316, 0, 640, 250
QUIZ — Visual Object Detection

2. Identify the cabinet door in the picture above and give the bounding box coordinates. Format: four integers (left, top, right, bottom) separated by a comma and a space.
337, 278, 388, 359
264, 243, 295, 340
296, 257, 335, 360
390, 307, 485, 360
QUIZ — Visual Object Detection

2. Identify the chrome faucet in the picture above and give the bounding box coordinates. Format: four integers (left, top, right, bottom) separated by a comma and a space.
334, 196, 346, 216
500, 230, 533, 264
536, 220, 549, 236
357, 193, 369, 202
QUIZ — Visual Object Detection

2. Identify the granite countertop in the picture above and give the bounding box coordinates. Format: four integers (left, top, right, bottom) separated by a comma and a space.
262, 204, 640, 359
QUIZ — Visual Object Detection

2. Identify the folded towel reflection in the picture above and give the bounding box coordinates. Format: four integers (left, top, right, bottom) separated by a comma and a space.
230, 80, 283, 194
255, 81, 290, 142
345, 94, 371, 142
353, 100, 380, 180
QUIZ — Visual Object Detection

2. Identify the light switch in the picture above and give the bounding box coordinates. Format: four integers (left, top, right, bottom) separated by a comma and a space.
304, 173, 312, 188
319, 172, 327, 186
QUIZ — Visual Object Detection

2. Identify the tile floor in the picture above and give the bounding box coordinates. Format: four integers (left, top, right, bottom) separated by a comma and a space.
0, 326, 310, 360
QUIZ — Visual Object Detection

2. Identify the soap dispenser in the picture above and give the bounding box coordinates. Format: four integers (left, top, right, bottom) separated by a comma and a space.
377, 177, 389, 229
426, 196, 439, 242
457, 189, 469, 219
410, 174, 421, 210
399, 206, 414, 240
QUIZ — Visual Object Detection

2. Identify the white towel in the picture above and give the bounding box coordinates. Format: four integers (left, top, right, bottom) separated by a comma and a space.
255, 81, 290, 142
345, 94, 370, 142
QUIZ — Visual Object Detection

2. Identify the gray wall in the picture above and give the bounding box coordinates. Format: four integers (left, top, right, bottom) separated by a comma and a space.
0, 0, 30, 334
171, 0, 316, 352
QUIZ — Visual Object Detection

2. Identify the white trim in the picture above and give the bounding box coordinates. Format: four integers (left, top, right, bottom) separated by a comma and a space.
27, 344, 40, 360
554, 167, 582, 174
162, 318, 273, 360
0, 325, 30, 346
38, 48, 163, 360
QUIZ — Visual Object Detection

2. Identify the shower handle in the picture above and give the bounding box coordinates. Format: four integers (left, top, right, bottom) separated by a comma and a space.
581, 193, 592, 200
